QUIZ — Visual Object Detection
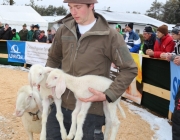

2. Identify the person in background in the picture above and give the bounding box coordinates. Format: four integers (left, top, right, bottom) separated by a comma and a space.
33, 24, 40, 41
115, 24, 123, 35
47, 29, 53, 43
51, 27, 56, 42
27, 24, 34, 41
11, 29, 20, 41
38, 30, 47, 43
0, 22, 3, 30
45, 0, 137, 139
124, 23, 141, 53
19, 24, 28, 41
0, 23, 12, 40
141, 26, 156, 55
139, 34, 144, 54
146, 25, 175, 58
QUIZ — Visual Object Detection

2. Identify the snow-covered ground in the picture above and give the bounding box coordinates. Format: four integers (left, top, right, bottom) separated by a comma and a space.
0, 65, 172, 140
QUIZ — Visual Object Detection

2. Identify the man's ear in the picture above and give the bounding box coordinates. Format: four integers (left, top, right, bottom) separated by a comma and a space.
55, 78, 66, 99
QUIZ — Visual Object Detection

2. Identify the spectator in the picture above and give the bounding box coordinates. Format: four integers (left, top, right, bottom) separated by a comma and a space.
19, 24, 28, 41
27, 24, 34, 41
33, 24, 40, 41
51, 27, 56, 42
141, 26, 156, 54
11, 29, 20, 41
115, 24, 123, 35
38, 30, 47, 43
45, 0, 137, 139
146, 25, 175, 58
0, 22, 3, 30
47, 29, 53, 43
124, 23, 141, 53
0, 23, 12, 40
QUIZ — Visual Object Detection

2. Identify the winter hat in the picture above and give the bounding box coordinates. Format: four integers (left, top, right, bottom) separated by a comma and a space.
157, 25, 168, 35
12, 29, 16, 32
125, 23, 133, 29
34, 24, 40, 29
116, 24, 121, 29
63, 0, 98, 3
171, 27, 179, 35
143, 26, 153, 33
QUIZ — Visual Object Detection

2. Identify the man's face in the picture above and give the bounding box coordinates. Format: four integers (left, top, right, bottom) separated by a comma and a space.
125, 26, 131, 32
143, 32, 151, 40
23, 26, 26, 30
68, 3, 94, 25
156, 31, 164, 39
5, 24, 9, 29
116, 28, 120, 32
171, 33, 180, 40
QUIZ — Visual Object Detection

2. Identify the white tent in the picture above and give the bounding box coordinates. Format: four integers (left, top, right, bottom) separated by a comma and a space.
0, 5, 48, 33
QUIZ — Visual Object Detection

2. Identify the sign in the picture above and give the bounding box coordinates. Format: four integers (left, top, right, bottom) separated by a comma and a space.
7, 41, 26, 63
169, 61, 180, 113
25, 42, 51, 66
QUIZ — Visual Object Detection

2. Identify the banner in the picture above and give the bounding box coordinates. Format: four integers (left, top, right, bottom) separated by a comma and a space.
169, 61, 180, 113
25, 42, 51, 66
7, 41, 26, 63
110, 53, 143, 104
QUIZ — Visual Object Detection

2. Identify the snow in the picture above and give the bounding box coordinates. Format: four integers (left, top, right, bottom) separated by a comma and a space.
0, 65, 172, 140
124, 100, 172, 140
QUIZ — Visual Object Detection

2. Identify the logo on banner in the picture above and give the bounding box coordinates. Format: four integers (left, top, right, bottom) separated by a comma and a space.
7, 41, 26, 63
10, 45, 21, 54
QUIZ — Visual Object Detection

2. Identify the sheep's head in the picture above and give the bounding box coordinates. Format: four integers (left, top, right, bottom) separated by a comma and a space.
15, 85, 37, 117
46, 69, 66, 99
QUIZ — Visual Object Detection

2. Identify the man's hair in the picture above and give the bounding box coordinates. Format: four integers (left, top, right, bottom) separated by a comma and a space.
47, 29, 51, 32
87, 4, 95, 12
5, 23, 9, 26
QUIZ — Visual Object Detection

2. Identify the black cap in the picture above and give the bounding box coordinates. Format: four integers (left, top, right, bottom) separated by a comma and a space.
172, 27, 180, 34
125, 23, 133, 29
12, 29, 16, 32
34, 24, 40, 29
143, 26, 153, 33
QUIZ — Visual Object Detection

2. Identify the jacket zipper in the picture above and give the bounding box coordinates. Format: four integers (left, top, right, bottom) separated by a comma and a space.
115, 49, 123, 66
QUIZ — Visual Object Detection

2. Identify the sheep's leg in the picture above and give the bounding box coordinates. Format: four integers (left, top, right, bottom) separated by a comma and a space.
103, 101, 111, 140
108, 104, 120, 140
74, 102, 91, 140
54, 98, 67, 140
67, 99, 82, 139
27, 131, 33, 140
40, 98, 50, 140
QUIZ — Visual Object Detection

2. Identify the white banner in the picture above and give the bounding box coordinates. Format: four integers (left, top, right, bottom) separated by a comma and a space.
25, 42, 51, 66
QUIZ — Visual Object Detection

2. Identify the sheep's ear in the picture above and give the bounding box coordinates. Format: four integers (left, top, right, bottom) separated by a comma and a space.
43, 67, 53, 74
55, 78, 66, 99
28, 72, 33, 88
33, 90, 43, 112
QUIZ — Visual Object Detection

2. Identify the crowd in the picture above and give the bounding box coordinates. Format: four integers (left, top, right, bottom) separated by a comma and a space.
0, 22, 56, 43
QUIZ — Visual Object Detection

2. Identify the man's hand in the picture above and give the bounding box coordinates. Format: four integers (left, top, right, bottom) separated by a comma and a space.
146, 49, 154, 56
79, 88, 106, 102
174, 56, 180, 66
166, 53, 172, 61
160, 53, 167, 59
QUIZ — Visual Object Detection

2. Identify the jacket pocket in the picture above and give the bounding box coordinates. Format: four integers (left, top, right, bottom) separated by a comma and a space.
115, 48, 123, 66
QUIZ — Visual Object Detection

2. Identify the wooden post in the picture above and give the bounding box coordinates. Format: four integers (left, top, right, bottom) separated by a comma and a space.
24, 63, 27, 68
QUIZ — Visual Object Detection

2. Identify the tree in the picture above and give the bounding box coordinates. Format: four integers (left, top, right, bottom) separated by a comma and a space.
145, 0, 163, 20
56, 6, 68, 15
2, 0, 15, 5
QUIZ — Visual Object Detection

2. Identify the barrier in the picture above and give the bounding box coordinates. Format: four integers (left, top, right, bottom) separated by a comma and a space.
0, 40, 171, 118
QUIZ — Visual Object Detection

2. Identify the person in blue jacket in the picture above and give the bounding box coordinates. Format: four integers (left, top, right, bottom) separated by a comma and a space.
124, 23, 141, 53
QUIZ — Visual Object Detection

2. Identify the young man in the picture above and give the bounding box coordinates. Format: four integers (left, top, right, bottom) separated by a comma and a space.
115, 24, 123, 35
11, 29, 20, 41
142, 26, 156, 54
33, 24, 40, 42
124, 23, 141, 53
46, 1, 137, 140
0, 23, 12, 40
37, 30, 47, 43
146, 25, 175, 58
19, 24, 28, 41
27, 24, 34, 41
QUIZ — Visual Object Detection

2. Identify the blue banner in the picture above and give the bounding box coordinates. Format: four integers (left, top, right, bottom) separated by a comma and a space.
169, 61, 180, 112
7, 41, 26, 63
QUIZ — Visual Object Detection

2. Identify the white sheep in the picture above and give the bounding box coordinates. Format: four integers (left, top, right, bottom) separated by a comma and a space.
46, 68, 126, 140
15, 85, 42, 140
28, 64, 67, 140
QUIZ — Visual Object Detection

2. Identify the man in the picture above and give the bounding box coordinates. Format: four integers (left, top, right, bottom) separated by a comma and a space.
115, 24, 123, 35
46, 1, 137, 140
146, 25, 175, 58
33, 24, 40, 41
11, 29, 20, 41
19, 24, 28, 41
37, 30, 47, 43
27, 24, 34, 41
47, 29, 53, 43
0, 23, 12, 40
124, 23, 141, 53
142, 26, 156, 54
0, 22, 3, 30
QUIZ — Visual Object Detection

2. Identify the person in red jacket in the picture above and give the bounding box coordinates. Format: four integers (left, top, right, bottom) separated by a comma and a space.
146, 24, 175, 58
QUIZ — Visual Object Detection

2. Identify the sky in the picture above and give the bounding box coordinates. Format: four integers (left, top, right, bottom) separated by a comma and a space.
0, 0, 168, 14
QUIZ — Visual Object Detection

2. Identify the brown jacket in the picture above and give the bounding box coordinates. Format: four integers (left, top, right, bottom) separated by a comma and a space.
46, 13, 137, 116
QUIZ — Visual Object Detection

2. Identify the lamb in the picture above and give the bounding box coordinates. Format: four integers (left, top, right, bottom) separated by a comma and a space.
15, 85, 42, 140
46, 68, 126, 140
28, 64, 67, 140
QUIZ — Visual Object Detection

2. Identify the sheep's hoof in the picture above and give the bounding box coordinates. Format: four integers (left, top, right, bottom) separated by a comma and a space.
66, 133, 74, 140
